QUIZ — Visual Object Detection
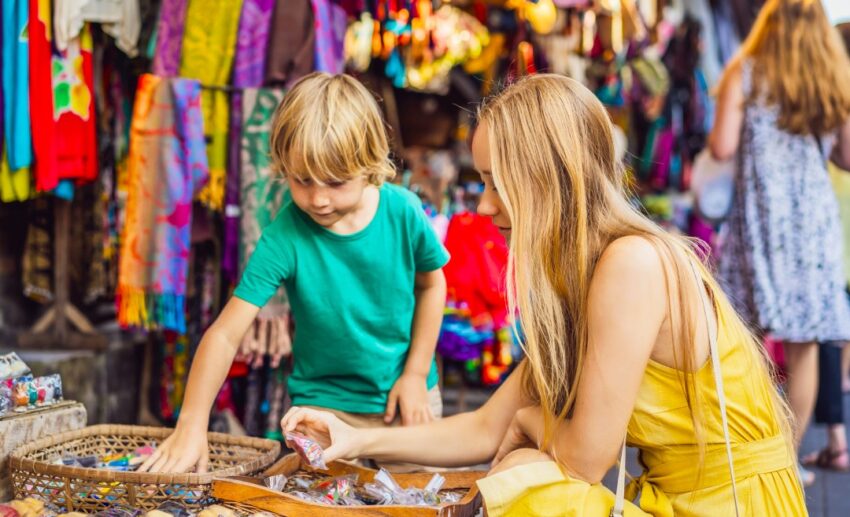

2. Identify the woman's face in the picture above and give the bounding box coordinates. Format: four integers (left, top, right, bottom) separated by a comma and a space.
472, 122, 512, 240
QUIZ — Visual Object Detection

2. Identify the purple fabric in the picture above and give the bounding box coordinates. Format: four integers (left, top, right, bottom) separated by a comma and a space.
233, 0, 275, 88
311, 0, 346, 74
223, 95, 243, 283
152, 0, 189, 77
224, 0, 276, 283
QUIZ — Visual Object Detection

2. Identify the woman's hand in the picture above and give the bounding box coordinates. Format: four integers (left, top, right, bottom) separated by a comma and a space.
281, 407, 364, 464
491, 406, 541, 468
137, 423, 210, 474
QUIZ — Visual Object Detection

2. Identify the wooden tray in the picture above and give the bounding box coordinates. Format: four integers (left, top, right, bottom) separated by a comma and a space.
212, 454, 484, 516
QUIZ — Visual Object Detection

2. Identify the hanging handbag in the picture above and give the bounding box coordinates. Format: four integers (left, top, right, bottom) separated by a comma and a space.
690, 148, 735, 224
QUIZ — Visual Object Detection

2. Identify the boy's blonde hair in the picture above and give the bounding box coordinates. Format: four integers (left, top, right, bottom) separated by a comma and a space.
270, 73, 395, 185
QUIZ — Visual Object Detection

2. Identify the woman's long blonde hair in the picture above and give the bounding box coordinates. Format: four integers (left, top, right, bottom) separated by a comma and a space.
740, 0, 850, 135
477, 74, 792, 455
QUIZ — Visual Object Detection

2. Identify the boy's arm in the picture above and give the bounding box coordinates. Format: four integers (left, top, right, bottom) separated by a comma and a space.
384, 268, 447, 425
138, 297, 260, 473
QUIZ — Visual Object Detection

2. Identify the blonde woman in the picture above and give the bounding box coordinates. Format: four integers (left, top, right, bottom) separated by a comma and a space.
709, 0, 850, 486
282, 74, 806, 515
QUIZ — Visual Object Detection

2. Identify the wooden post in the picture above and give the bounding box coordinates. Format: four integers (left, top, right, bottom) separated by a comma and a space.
18, 199, 107, 350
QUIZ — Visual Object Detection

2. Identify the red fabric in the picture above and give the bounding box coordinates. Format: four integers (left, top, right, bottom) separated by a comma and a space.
443, 212, 509, 327
55, 32, 98, 184
29, 0, 59, 191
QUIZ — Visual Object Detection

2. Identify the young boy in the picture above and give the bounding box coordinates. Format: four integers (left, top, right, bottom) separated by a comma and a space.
139, 73, 449, 474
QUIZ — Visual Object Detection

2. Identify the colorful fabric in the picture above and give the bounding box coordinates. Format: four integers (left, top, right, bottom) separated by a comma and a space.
117, 75, 209, 333
3, 0, 32, 171
30, 0, 58, 192
151, 0, 187, 76
0, 149, 31, 202
224, 0, 276, 282
179, 0, 244, 211
311, 0, 347, 74
233, 184, 448, 413
265, 0, 315, 86
53, 26, 98, 185
239, 88, 288, 307
237, 89, 292, 360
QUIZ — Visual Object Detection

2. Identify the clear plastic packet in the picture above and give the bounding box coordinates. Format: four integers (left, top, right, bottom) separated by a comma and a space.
263, 474, 287, 491
155, 501, 192, 517
0, 383, 11, 416
0, 353, 30, 381
93, 505, 143, 517
34, 374, 63, 405
440, 491, 464, 504
285, 432, 327, 470
359, 483, 393, 505
310, 474, 358, 505
288, 491, 328, 504
372, 468, 416, 505
285, 473, 316, 492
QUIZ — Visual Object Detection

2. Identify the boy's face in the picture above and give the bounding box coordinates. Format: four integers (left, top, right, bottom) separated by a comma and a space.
288, 174, 370, 228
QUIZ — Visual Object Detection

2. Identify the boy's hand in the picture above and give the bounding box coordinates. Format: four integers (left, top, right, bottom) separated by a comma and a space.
384, 373, 433, 426
138, 423, 210, 474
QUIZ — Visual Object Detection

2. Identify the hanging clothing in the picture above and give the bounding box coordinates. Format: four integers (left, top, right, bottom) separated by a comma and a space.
223, 0, 276, 283
477, 277, 805, 516
0, 150, 31, 202
264, 0, 315, 87
311, 0, 347, 74
238, 88, 291, 357
151, 0, 188, 77
53, 26, 99, 185
239, 89, 289, 304
29, 0, 58, 192
719, 60, 850, 342
53, 0, 86, 51
3, 0, 32, 172
442, 212, 509, 327
81, 0, 141, 57
179, 0, 244, 211
117, 75, 209, 333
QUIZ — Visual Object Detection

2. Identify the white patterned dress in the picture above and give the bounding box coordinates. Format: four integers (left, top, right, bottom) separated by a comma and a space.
719, 60, 850, 343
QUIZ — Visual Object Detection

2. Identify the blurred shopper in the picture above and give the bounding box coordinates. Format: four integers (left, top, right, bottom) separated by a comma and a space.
800, 20, 850, 478
709, 0, 850, 486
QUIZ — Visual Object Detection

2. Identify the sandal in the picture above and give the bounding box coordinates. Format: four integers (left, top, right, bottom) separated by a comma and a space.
798, 463, 816, 488
802, 447, 850, 471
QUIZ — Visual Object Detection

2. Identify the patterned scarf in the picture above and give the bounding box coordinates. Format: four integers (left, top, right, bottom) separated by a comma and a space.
239, 88, 291, 358
179, 0, 244, 211
117, 75, 208, 333
152, 0, 188, 77
224, 0, 275, 283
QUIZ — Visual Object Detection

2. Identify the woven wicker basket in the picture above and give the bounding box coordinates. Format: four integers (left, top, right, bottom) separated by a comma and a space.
8, 425, 280, 513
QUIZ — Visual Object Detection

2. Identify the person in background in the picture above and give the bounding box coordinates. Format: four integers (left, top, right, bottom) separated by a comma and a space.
800, 20, 850, 475
138, 73, 450, 473
709, 0, 850, 486
283, 74, 805, 516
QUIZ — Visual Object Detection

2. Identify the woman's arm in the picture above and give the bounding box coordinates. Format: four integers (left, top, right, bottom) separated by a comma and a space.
512, 237, 668, 483
708, 61, 745, 161
283, 362, 533, 467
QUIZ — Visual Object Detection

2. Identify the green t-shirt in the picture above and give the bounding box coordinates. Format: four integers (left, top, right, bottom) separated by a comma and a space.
234, 183, 449, 413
